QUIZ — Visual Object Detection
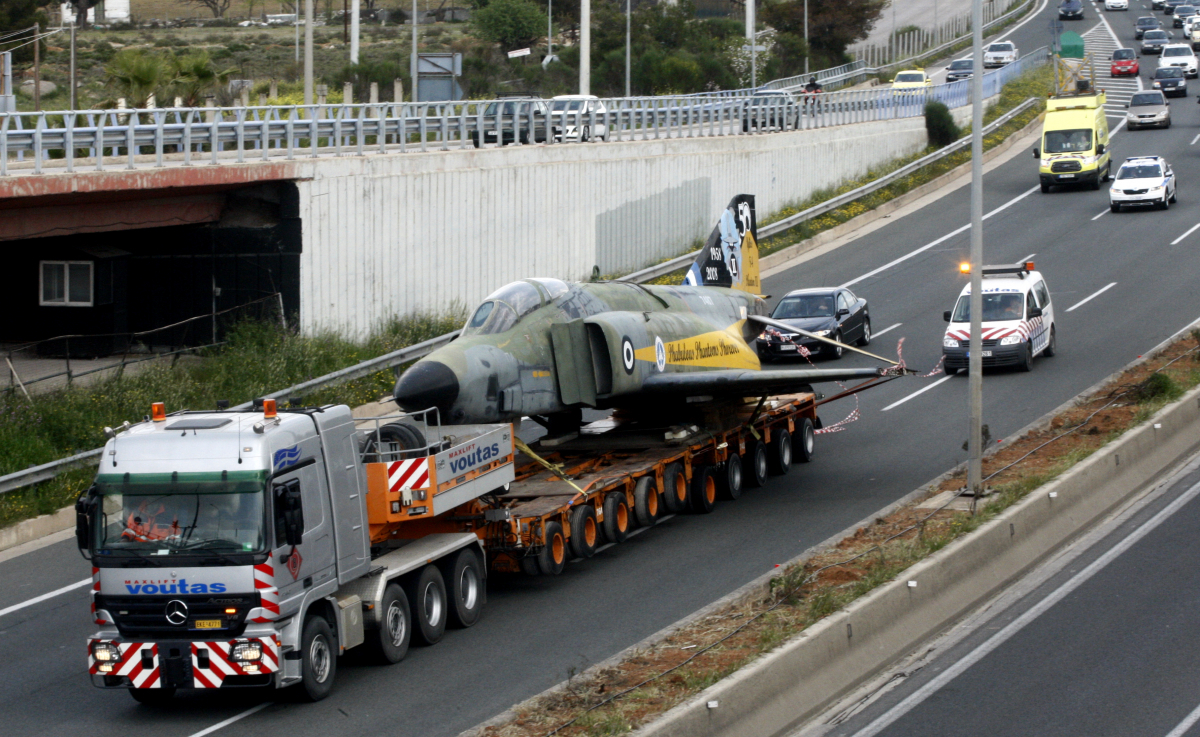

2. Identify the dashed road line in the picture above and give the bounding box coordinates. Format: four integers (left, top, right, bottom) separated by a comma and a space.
1066, 282, 1118, 312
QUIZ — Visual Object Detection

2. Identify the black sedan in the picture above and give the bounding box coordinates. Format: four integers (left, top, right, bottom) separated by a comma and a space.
1136, 15, 1163, 37
1166, 0, 1185, 14
1059, 0, 1085, 18
1153, 65, 1188, 94
1142, 29, 1172, 53
757, 288, 871, 361
945, 59, 974, 82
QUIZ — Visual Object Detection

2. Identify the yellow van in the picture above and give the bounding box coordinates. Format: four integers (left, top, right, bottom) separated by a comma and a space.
1033, 92, 1111, 192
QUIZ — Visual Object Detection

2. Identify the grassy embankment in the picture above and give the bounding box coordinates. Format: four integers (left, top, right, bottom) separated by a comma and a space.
0, 311, 463, 528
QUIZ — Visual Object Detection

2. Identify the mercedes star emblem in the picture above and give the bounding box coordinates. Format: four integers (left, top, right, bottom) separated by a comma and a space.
165, 599, 189, 626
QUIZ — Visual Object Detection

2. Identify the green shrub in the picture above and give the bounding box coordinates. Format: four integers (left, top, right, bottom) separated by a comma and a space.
924, 100, 960, 147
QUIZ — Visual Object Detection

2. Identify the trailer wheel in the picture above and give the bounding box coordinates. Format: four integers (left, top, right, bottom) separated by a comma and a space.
717, 453, 743, 501
445, 548, 484, 629
602, 491, 631, 543
745, 442, 769, 488
299, 614, 337, 701
369, 583, 411, 663
569, 505, 600, 559
633, 477, 661, 527
661, 462, 688, 514
129, 688, 176, 705
405, 565, 447, 645
769, 428, 793, 476
360, 422, 426, 462
689, 466, 717, 514
537, 521, 568, 575
795, 418, 815, 463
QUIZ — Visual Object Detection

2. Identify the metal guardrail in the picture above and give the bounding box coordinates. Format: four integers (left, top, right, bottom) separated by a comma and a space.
0, 54, 1046, 498
871, 0, 1037, 74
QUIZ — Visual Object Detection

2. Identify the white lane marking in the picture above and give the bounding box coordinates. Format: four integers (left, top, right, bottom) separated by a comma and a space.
881, 375, 954, 412
853, 474, 1200, 737
1165, 701, 1200, 737
1171, 223, 1200, 245
1066, 282, 1118, 312
841, 186, 1040, 289
186, 703, 273, 737
1191, 133, 1200, 145
0, 577, 90, 618
872, 323, 903, 339
1092, 208, 1109, 220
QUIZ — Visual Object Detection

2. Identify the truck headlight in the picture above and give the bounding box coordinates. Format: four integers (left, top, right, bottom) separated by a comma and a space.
943, 336, 960, 348
232, 643, 263, 662
999, 335, 1023, 346
92, 642, 120, 662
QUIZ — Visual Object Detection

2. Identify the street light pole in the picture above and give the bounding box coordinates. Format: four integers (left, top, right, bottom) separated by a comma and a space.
411, 0, 419, 102
303, 0, 314, 105
547, 0, 552, 64
580, 0, 590, 94
804, 0, 809, 75
747, 0, 756, 88
625, 0, 631, 97
968, 0, 985, 504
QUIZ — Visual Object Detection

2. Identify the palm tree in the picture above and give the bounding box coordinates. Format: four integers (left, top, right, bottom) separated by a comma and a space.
104, 49, 171, 108
169, 51, 237, 108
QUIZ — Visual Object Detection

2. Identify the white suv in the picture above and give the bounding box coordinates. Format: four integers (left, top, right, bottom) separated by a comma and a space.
942, 262, 1056, 373
1159, 44, 1199, 77
1110, 155, 1177, 212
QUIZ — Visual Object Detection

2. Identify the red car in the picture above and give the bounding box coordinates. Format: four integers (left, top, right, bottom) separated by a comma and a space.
1112, 48, 1140, 76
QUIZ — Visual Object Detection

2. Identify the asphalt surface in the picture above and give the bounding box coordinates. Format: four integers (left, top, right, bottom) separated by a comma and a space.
3, 3, 1199, 736
793, 439, 1200, 737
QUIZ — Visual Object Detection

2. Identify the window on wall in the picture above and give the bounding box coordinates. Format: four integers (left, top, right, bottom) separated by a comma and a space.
40, 261, 93, 307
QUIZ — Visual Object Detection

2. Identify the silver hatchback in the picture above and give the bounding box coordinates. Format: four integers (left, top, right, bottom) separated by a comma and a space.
1126, 90, 1172, 128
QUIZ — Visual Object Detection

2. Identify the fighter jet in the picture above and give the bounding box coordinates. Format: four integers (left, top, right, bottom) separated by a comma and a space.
394, 195, 900, 427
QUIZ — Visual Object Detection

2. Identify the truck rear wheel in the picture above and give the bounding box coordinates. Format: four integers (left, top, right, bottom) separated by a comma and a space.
661, 462, 688, 514
718, 453, 743, 501
569, 505, 600, 559
299, 615, 337, 701
445, 548, 484, 629
602, 491, 631, 543
369, 583, 411, 663
795, 418, 816, 463
406, 565, 447, 645
745, 442, 769, 488
633, 477, 661, 527
129, 688, 176, 705
689, 466, 717, 514
769, 428, 793, 475
537, 521, 567, 575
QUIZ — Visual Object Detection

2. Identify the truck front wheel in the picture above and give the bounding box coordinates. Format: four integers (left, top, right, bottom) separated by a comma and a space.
299, 615, 337, 701
369, 583, 411, 664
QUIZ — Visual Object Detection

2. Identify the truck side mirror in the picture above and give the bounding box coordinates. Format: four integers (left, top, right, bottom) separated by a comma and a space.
943, 310, 952, 322
75, 488, 98, 558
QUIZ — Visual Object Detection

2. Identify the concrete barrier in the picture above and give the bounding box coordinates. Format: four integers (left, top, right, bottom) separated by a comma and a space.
635, 384, 1200, 737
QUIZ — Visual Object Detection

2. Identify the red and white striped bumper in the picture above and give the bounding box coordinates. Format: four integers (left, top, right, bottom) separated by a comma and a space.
89, 636, 280, 689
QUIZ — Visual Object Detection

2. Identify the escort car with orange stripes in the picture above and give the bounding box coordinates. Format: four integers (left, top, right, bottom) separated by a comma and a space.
941, 262, 1058, 373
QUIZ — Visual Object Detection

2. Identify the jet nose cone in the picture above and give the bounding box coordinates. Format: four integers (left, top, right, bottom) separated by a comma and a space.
394, 361, 460, 416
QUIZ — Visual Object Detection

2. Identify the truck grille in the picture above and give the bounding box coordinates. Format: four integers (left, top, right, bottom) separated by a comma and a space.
1051, 160, 1083, 173
96, 593, 260, 639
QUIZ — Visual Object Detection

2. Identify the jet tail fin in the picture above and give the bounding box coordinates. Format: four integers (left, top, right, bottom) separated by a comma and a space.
683, 195, 761, 294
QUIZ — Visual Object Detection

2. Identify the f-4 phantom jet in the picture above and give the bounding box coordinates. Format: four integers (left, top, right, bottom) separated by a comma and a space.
394, 195, 901, 428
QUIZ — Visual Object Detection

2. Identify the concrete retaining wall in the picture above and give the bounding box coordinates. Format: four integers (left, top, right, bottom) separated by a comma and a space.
293, 120, 931, 337
637, 384, 1200, 737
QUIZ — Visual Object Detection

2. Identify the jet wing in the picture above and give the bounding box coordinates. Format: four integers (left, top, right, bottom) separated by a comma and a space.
641, 367, 888, 396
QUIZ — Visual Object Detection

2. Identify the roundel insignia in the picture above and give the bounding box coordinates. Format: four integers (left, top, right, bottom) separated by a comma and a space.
621, 336, 635, 374
654, 336, 666, 373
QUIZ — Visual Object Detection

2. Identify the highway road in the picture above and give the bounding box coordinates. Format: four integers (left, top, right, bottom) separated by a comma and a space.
2, 2, 1198, 736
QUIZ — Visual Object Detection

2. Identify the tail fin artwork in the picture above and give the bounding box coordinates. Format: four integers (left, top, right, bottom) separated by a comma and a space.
683, 195, 761, 294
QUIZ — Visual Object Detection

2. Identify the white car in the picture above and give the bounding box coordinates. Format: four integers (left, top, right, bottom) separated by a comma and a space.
983, 42, 1018, 68
1105, 0, 1129, 9
1109, 155, 1177, 212
550, 95, 609, 142
1159, 44, 1199, 77
941, 262, 1056, 373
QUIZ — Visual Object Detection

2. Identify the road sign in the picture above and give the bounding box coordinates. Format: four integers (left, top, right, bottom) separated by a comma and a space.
417, 53, 462, 76
507, 48, 532, 58
742, 44, 768, 52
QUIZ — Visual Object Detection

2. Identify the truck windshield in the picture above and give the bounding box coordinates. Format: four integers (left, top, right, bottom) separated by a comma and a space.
951, 293, 1025, 322
1043, 128, 1093, 153
93, 471, 268, 556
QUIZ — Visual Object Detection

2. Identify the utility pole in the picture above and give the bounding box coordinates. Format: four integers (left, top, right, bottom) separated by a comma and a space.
579, 0, 590, 94
33, 23, 40, 112
967, 0, 985, 505
625, 0, 631, 97
804, 0, 809, 75
304, 0, 314, 105
70, 22, 77, 110
411, 0, 419, 101
343, 0, 348, 43
746, 0, 756, 88
295, 13, 300, 63
350, 0, 360, 62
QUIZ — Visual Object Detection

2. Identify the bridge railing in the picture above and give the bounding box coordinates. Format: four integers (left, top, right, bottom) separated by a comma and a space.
0, 50, 1045, 176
